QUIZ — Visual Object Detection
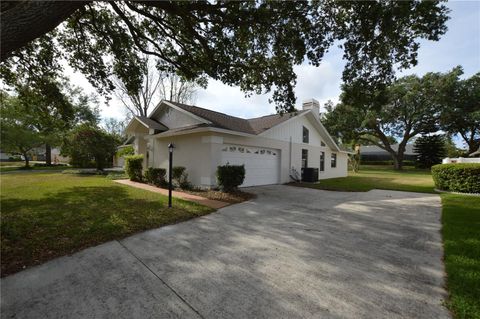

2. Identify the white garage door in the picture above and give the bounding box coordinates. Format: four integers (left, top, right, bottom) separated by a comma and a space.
220, 145, 280, 187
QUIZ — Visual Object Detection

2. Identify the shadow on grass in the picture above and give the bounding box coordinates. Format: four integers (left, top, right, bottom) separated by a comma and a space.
1, 185, 211, 276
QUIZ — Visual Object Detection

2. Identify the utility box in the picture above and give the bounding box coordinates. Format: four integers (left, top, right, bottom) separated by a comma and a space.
302, 167, 319, 182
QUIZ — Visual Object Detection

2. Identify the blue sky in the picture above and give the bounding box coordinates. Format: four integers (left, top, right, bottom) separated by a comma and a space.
88, 1, 479, 122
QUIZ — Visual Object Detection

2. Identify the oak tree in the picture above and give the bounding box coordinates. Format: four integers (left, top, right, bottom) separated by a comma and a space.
1, 1, 449, 112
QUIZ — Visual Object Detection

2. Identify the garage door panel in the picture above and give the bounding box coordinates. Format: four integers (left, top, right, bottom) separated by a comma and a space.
220, 145, 280, 187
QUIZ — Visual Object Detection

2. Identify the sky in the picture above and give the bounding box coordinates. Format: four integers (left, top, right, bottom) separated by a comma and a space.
70, 1, 480, 122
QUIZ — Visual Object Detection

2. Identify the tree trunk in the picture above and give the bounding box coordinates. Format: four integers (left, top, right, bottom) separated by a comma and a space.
23, 152, 30, 167
45, 143, 52, 166
392, 152, 405, 170
1, 1, 88, 60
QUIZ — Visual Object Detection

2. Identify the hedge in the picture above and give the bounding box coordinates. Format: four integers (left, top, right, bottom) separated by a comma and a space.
124, 155, 143, 181
431, 163, 480, 194
217, 164, 245, 192
144, 167, 167, 187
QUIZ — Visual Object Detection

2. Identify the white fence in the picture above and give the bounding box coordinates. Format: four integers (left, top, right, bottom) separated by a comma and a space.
442, 157, 480, 164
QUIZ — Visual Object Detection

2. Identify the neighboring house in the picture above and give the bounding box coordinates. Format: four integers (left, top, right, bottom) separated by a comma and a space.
360, 144, 417, 162
442, 147, 480, 164
0, 150, 18, 161
125, 98, 350, 188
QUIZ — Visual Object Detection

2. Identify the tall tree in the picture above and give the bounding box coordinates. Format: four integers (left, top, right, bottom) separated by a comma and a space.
114, 55, 202, 117
7, 79, 99, 165
1, 1, 449, 113
413, 135, 446, 169
440, 72, 480, 154
61, 124, 120, 170
102, 117, 128, 140
0, 92, 43, 167
323, 68, 461, 170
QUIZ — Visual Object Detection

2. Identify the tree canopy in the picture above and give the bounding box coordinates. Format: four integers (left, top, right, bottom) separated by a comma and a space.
322, 67, 463, 169
0, 92, 43, 167
440, 72, 480, 154
61, 124, 120, 170
0, 1, 449, 112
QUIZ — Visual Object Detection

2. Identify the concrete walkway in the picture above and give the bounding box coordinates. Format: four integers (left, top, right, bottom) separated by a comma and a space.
114, 179, 229, 209
1, 186, 450, 318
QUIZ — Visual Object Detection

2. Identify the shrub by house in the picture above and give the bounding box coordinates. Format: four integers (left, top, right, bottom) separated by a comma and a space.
125, 155, 144, 181
217, 164, 245, 192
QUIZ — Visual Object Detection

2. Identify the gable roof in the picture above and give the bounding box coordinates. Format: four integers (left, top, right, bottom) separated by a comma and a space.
126, 116, 168, 132
136, 116, 168, 130
168, 101, 305, 135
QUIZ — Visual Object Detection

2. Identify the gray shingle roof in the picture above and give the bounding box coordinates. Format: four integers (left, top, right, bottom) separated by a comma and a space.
169, 101, 303, 135
136, 116, 168, 131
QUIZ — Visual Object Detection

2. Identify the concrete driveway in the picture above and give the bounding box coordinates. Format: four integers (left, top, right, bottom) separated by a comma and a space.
1, 186, 450, 318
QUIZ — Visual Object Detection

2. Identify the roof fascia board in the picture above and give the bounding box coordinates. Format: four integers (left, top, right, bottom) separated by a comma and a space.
150, 126, 255, 139
305, 112, 341, 152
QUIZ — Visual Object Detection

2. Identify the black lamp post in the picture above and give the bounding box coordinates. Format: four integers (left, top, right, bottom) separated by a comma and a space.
168, 143, 174, 208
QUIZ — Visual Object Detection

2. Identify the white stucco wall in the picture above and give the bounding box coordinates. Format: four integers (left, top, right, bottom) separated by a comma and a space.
134, 109, 348, 187
149, 133, 215, 187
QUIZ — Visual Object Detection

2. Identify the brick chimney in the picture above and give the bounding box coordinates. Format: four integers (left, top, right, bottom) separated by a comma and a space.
302, 98, 320, 118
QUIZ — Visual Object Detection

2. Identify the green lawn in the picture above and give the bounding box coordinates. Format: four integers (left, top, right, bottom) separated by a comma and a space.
292, 165, 479, 319
0, 164, 71, 172
441, 194, 480, 319
0, 172, 212, 276
293, 165, 434, 193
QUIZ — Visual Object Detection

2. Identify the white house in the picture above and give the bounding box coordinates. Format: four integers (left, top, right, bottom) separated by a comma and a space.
124, 98, 350, 188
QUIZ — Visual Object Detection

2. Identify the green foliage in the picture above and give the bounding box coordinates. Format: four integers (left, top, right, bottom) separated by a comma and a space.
414, 135, 446, 169
62, 124, 119, 170
172, 166, 191, 190
124, 155, 143, 182
440, 72, 480, 153
322, 67, 463, 169
432, 164, 480, 194
444, 137, 467, 158
1, 1, 449, 112
116, 145, 134, 158
172, 166, 186, 181
217, 164, 246, 192
144, 167, 167, 187
0, 91, 43, 167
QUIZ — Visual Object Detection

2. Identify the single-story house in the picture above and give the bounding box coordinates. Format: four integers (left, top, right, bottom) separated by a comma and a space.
124, 98, 350, 188
360, 144, 417, 162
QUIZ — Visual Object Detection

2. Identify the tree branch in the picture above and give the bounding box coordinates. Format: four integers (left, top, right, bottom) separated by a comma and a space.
1, 1, 88, 60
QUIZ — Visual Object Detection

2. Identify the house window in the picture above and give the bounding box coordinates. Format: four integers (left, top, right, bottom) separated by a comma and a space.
302, 149, 308, 168
302, 126, 309, 143
320, 151, 325, 171
331, 153, 337, 168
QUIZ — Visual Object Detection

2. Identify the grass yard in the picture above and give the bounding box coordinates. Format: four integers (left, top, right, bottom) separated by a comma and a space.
293, 165, 434, 193
441, 194, 480, 319
0, 172, 213, 277
291, 165, 479, 319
